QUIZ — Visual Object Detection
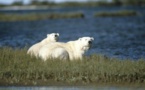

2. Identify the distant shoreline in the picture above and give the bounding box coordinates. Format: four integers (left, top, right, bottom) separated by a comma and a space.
0, 5, 54, 10
0, 9, 139, 21
0, 0, 145, 11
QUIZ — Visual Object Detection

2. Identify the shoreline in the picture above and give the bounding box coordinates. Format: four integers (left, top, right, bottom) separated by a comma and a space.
0, 12, 84, 21
0, 5, 53, 11
0, 80, 145, 87
0, 5, 144, 11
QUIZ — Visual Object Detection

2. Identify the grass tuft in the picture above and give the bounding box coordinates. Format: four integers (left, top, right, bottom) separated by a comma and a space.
0, 12, 84, 21
0, 47, 145, 86
94, 10, 139, 17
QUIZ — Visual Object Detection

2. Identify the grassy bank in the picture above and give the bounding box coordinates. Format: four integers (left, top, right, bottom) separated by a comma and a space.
94, 10, 139, 17
0, 12, 84, 21
0, 47, 145, 86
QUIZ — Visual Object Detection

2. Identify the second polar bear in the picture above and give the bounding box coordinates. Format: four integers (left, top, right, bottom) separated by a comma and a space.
38, 37, 94, 61
27, 33, 59, 57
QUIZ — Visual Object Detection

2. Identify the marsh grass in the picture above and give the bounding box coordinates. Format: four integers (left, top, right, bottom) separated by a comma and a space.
94, 10, 139, 17
0, 47, 145, 86
0, 12, 84, 21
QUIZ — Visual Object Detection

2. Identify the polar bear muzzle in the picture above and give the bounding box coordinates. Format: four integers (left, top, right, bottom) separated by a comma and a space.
88, 40, 92, 45
54, 33, 59, 41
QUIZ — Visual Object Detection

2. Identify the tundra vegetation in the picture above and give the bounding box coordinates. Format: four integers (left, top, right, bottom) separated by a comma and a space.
0, 12, 84, 21
0, 10, 140, 21
0, 47, 145, 86
94, 10, 139, 17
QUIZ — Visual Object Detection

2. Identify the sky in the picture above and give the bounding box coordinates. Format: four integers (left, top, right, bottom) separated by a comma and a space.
0, 0, 112, 5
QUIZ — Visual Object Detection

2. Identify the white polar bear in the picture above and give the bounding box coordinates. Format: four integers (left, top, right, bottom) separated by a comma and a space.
38, 37, 94, 61
27, 33, 59, 57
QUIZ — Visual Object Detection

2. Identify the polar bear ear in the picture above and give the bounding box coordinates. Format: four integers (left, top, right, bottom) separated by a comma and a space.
57, 33, 59, 36
47, 34, 50, 37
91, 37, 94, 41
78, 38, 82, 41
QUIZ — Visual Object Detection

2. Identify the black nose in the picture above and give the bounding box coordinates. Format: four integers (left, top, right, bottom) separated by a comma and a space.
88, 41, 92, 44
55, 35, 58, 37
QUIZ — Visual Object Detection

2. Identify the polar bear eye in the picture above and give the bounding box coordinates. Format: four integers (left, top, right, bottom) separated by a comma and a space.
55, 34, 57, 37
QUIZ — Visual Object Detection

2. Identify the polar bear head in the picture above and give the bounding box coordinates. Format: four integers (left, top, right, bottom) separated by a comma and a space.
78, 37, 94, 51
47, 33, 59, 42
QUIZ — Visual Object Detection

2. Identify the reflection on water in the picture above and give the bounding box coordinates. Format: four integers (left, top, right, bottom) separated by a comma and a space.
0, 86, 145, 90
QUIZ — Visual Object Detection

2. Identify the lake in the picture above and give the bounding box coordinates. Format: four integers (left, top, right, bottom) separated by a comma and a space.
0, 6, 145, 60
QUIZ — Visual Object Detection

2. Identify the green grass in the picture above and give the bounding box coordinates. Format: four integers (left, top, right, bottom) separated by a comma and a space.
0, 12, 84, 21
94, 10, 139, 17
0, 47, 145, 86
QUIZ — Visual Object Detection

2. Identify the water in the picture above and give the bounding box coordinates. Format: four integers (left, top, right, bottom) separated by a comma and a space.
0, 6, 145, 60
0, 86, 145, 90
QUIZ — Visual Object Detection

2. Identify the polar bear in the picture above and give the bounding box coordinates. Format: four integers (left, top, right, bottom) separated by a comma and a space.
27, 33, 59, 57
38, 37, 94, 61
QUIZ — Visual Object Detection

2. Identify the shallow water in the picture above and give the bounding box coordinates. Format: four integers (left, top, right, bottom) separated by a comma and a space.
0, 6, 145, 60
0, 86, 145, 90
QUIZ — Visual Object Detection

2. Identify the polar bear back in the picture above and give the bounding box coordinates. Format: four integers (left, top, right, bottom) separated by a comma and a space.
52, 47, 69, 60
27, 33, 59, 57
38, 42, 68, 60
39, 41, 83, 60
27, 43, 43, 56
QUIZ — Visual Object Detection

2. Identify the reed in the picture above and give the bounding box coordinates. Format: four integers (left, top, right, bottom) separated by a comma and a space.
94, 10, 138, 17
0, 12, 84, 21
0, 47, 145, 86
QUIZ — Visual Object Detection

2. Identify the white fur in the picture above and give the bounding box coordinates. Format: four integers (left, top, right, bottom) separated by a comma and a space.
38, 37, 94, 61
27, 33, 59, 57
